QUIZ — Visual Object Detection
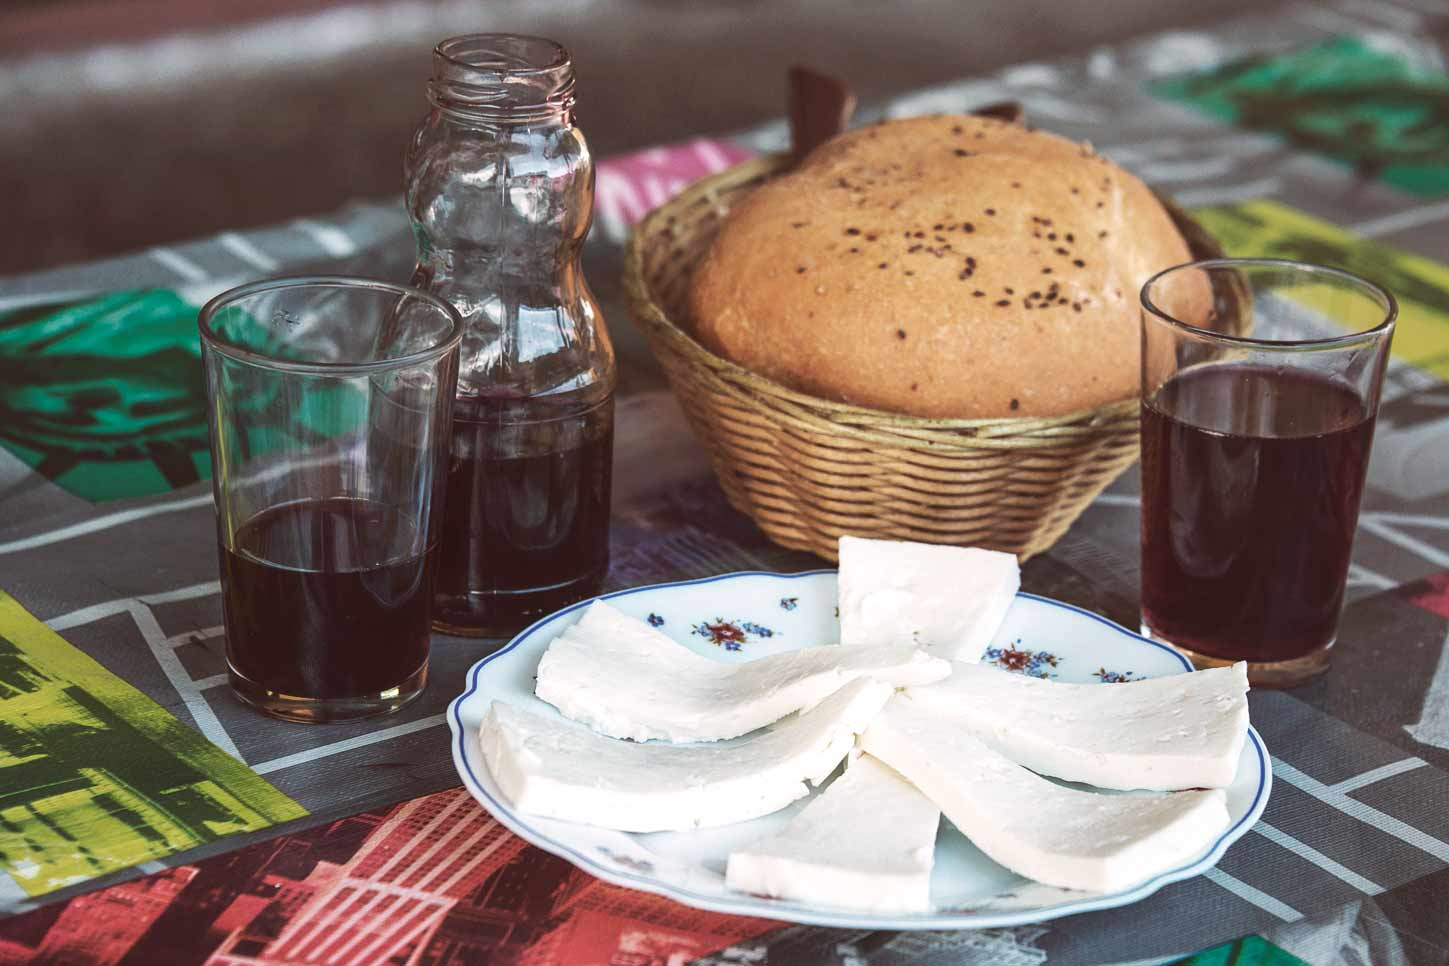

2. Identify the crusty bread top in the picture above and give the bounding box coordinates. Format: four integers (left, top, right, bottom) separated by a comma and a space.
687, 114, 1196, 418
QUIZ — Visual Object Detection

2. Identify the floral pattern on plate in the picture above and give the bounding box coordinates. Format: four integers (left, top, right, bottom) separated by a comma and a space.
691, 618, 779, 652
983, 642, 1061, 678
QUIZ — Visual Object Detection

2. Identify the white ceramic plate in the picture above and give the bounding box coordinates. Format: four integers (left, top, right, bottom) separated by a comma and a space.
448, 570, 1271, 930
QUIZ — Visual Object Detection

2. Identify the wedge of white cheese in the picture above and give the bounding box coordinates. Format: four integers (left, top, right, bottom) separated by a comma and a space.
480, 678, 894, 833
859, 696, 1230, 893
535, 599, 950, 742
726, 754, 940, 913
837, 535, 1019, 662
904, 661, 1250, 790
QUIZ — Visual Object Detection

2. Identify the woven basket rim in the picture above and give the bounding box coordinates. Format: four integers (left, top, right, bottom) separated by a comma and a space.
623, 150, 1223, 434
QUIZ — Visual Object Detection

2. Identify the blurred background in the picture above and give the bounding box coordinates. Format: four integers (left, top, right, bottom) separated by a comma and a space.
0, 0, 1283, 276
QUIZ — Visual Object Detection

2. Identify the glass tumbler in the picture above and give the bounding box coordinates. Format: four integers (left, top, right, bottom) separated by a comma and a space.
199, 277, 462, 722
1139, 259, 1395, 687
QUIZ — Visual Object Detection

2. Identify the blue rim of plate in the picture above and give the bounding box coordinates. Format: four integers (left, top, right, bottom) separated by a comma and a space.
447, 569, 1272, 930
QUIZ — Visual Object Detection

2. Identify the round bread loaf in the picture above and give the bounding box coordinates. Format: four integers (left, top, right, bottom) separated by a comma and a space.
687, 115, 1195, 418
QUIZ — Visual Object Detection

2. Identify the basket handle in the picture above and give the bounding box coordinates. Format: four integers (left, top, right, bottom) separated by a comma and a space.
788, 71, 1028, 163
788, 65, 857, 162
972, 101, 1025, 124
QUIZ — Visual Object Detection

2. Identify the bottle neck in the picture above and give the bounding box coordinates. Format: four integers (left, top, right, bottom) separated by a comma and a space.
429, 97, 574, 129
428, 33, 576, 125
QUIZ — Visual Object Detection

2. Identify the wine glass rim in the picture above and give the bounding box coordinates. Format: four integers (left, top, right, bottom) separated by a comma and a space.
1141, 257, 1398, 351
197, 275, 464, 374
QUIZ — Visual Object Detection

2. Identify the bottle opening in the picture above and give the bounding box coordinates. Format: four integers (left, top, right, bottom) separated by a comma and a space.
430, 33, 575, 121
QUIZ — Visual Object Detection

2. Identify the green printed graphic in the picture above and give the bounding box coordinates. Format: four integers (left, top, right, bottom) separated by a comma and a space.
1194, 199, 1449, 380
0, 290, 372, 504
1175, 935, 1308, 966
0, 592, 306, 896
0, 290, 211, 502
1154, 36, 1449, 196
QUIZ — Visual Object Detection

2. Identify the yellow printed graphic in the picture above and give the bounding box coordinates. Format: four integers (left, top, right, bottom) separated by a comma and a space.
0, 592, 306, 895
1193, 200, 1449, 380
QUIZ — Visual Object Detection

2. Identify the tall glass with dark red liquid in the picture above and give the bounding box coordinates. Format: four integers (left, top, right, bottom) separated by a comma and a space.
1139, 260, 1395, 687
407, 35, 616, 636
200, 278, 462, 722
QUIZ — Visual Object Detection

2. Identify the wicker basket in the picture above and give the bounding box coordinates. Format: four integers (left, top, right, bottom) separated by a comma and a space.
623, 153, 1230, 561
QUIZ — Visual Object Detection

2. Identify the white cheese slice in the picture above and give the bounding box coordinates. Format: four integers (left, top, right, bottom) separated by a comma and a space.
480, 678, 894, 833
905, 661, 1249, 790
726, 754, 940, 913
859, 696, 1231, 893
837, 535, 1019, 662
535, 599, 950, 742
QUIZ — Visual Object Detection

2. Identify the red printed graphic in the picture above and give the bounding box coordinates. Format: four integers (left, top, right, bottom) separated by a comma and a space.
1405, 571, 1449, 619
594, 138, 756, 238
0, 787, 780, 965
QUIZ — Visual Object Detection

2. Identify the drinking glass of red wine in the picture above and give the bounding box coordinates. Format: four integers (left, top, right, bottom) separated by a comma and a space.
1139, 258, 1396, 688
199, 277, 462, 722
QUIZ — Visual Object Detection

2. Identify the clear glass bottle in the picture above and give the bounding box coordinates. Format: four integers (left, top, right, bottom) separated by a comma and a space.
406, 34, 615, 636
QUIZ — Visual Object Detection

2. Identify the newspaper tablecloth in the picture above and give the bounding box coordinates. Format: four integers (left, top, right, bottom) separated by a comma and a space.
2, 1, 1449, 963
